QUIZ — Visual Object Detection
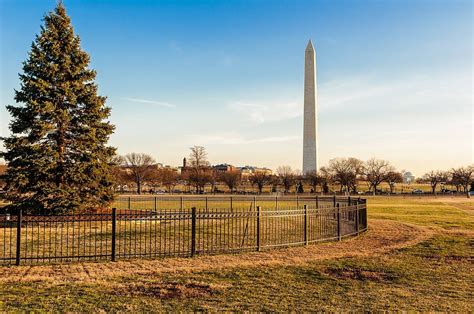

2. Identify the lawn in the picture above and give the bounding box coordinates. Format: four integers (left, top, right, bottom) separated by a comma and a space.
0, 196, 472, 311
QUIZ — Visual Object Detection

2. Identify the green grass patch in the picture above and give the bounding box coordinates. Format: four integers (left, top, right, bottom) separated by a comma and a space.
367, 197, 474, 229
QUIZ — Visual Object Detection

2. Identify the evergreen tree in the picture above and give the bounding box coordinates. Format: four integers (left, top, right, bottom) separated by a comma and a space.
0, 3, 116, 214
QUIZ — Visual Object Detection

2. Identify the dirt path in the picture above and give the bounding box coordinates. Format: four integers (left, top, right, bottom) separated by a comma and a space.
0, 219, 434, 284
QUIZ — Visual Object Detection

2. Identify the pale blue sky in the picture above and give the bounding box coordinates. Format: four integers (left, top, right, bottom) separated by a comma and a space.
0, 0, 472, 176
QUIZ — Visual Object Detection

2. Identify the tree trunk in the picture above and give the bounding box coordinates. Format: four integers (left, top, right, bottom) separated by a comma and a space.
137, 181, 141, 194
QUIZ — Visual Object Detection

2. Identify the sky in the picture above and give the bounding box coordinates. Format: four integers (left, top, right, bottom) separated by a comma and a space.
0, 0, 472, 176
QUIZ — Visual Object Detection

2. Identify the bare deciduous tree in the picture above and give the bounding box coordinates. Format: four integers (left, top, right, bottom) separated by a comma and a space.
208, 169, 219, 194
277, 166, 296, 193
449, 171, 462, 192
385, 171, 403, 194
219, 170, 241, 193
189, 146, 210, 168
422, 170, 448, 194
145, 168, 161, 193
186, 171, 211, 194
362, 158, 393, 195
158, 168, 179, 193
110, 155, 129, 193
269, 175, 281, 193
186, 146, 211, 193
250, 172, 271, 194
121, 153, 156, 194
327, 158, 363, 194
319, 166, 332, 194
450, 166, 474, 197
347, 158, 364, 193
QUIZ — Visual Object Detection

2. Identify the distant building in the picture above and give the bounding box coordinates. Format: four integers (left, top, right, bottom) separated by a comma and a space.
213, 163, 237, 173
154, 163, 179, 172
238, 165, 273, 178
403, 171, 415, 184
178, 157, 272, 178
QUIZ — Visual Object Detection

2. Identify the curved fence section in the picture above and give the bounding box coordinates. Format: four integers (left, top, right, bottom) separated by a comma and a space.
0, 197, 367, 265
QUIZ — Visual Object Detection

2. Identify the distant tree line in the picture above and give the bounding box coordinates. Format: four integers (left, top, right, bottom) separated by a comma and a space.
419, 167, 474, 195
112, 146, 251, 195
110, 148, 474, 197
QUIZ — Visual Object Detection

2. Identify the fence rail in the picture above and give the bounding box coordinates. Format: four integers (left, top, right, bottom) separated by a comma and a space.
1, 197, 367, 265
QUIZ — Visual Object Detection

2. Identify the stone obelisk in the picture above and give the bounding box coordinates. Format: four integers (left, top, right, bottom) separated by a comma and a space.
303, 39, 318, 174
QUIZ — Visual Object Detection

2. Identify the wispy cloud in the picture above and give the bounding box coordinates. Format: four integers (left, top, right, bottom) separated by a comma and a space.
228, 71, 472, 126
187, 132, 301, 145
318, 72, 472, 112
123, 97, 176, 108
228, 101, 301, 124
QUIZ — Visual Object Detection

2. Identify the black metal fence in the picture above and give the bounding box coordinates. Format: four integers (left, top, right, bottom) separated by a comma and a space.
0, 196, 367, 265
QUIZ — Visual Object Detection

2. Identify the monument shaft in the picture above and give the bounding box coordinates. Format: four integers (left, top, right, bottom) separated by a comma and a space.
303, 40, 318, 174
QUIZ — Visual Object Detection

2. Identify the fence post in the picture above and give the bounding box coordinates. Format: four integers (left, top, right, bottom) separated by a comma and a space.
191, 207, 196, 257
296, 195, 299, 208
205, 197, 208, 210
363, 200, 368, 230
154, 197, 157, 211
275, 196, 278, 210
333, 195, 336, 207
111, 208, 117, 261
348, 196, 351, 206
355, 203, 360, 235
128, 197, 131, 210
254, 196, 257, 211
256, 206, 261, 252
180, 197, 183, 210
337, 203, 341, 241
15, 209, 22, 266
316, 195, 319, 209
230, 196, 233, 211
304, 205, 308, 245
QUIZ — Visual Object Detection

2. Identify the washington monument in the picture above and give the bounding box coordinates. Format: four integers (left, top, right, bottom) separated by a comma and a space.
303, 39, 318, 174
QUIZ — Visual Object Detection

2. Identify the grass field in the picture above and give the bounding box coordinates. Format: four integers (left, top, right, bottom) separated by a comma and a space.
0, 196, 473, 311
110, 195, 347, 211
